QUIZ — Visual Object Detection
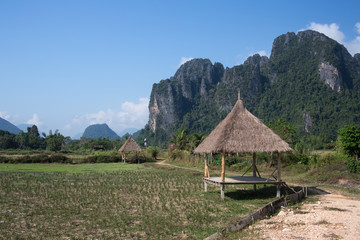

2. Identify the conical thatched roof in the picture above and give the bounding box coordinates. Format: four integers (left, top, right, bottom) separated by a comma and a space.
119, 136, 142, 152
194, 96, 292, 154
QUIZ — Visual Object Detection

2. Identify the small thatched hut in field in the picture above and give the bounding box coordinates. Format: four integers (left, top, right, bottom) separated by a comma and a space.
194, 91, 292, 199
118, 136, 142, 163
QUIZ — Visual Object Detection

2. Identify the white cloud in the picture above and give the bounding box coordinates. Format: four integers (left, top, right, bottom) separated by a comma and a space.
178, 57, 193, 68
236, 50, 268, 65
86, 109, 115, 125
26, 113, 43, 126
305, 22, 345, 43
65, 98, 149, 136
0, 111, 10, 120
347, 36, 360, 56
356, 22, 360, 34
301, 22, 360, 55
255, 50, 267, 56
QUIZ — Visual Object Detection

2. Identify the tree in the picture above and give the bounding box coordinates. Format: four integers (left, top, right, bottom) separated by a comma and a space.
16, 131, 29, 149
266, 119, 298, 146
170, 124, 188, 150
44, 130, 65, 152
27, 125, 44, 149
0, 130, 18, 149
337, 125, 360, 161
187, 133, 206, 152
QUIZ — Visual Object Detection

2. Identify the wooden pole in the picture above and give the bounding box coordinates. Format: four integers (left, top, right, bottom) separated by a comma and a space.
204, 154, 209, 178
277, 152, 281, 181
221, 151, 225, 182
221, 184, 225, 200
204, 155, 207, 177
253, 152, 257, 191
276, 152, 281, 197
206, 154, 210, 178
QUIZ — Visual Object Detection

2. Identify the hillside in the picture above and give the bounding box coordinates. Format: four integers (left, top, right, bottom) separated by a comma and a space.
82, 123, 120, 140
0, 117, 21, 135
138, 30, 360, 146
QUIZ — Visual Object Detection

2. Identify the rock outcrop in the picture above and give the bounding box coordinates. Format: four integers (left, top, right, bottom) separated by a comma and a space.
318, 62, 342, 92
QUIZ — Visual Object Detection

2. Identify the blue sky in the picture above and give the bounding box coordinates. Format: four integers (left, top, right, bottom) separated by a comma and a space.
1, 0, 359, 138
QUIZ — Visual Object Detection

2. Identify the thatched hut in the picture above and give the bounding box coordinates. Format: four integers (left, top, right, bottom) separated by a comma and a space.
194, 91, 292, 199
118, 136, 142, 163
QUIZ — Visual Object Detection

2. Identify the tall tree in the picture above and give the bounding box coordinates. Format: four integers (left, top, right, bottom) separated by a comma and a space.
266, 119, 298, 146
337, 125, 360, 161
27, 125, 43, 149
170, 125, 188, 150
44, 130, 65, 152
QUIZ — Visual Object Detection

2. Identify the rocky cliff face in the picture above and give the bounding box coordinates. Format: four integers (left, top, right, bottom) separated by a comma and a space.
318, 61, 342, 92
141, 30, 360, 145
148, 59, 224, 133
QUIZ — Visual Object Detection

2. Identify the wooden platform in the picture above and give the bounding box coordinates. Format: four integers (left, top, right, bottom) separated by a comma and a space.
203, 176, 284, 186
203, 176, 284, 199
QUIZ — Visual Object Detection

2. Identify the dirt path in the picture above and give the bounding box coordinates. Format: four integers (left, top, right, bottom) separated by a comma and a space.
155, 159, 203, 172
242, 191, 360, 240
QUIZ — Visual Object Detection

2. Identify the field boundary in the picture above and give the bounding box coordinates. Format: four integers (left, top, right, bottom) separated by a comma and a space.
204, 189, 305, 240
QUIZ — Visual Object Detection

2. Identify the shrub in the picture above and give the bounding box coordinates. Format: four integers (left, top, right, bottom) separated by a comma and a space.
346, 158, 360, 173
149, 147, 160, 160
0, 155, 9, 163
49, 154, 68, 163
169, 149, 185, 161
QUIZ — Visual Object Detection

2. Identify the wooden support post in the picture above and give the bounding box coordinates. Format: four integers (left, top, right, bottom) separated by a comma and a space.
277, 152, 281, 181
253, 152, 257, 191
204, 181, 207, 192
204, 155, 207, 177
276, 152, 281, 197
204, 154, 210, 178
221, 184, 225, 200
221, 151, 225, 182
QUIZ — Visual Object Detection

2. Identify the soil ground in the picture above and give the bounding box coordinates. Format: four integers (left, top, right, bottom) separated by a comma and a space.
237, 188, 360, 240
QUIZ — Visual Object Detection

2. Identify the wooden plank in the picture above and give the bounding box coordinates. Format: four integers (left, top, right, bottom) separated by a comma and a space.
203, 176, 284, 185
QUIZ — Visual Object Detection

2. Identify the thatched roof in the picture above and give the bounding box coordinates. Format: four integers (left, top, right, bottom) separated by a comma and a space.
194, 96, 292, 154
118, 136, 142, 152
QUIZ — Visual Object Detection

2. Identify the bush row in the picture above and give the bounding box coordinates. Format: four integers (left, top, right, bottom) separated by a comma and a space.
0, 154, 68, 164
0, 153, 154, 164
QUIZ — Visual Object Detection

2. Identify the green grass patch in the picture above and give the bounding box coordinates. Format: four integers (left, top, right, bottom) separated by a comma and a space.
0, 163, 279, 239
0, 163, 143, 173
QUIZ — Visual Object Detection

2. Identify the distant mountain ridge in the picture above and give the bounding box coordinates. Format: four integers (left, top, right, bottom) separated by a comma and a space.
82, 123, 120, 140
0, 117, 21, 135
138, 30, 360, 146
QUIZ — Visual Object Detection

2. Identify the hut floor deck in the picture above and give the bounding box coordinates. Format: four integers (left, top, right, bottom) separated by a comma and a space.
203, 176, 284, 186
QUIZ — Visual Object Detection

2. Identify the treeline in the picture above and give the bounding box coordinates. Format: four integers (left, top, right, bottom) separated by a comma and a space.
0, 125, 126, 152
0, 125, 65, 151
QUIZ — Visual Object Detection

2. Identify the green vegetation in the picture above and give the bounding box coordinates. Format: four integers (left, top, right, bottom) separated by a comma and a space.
0, 163, 278, 239
170, 124, 206, 151
337, 125, 360, 161
0, 126, 65, 151
0, 162, 143, 173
